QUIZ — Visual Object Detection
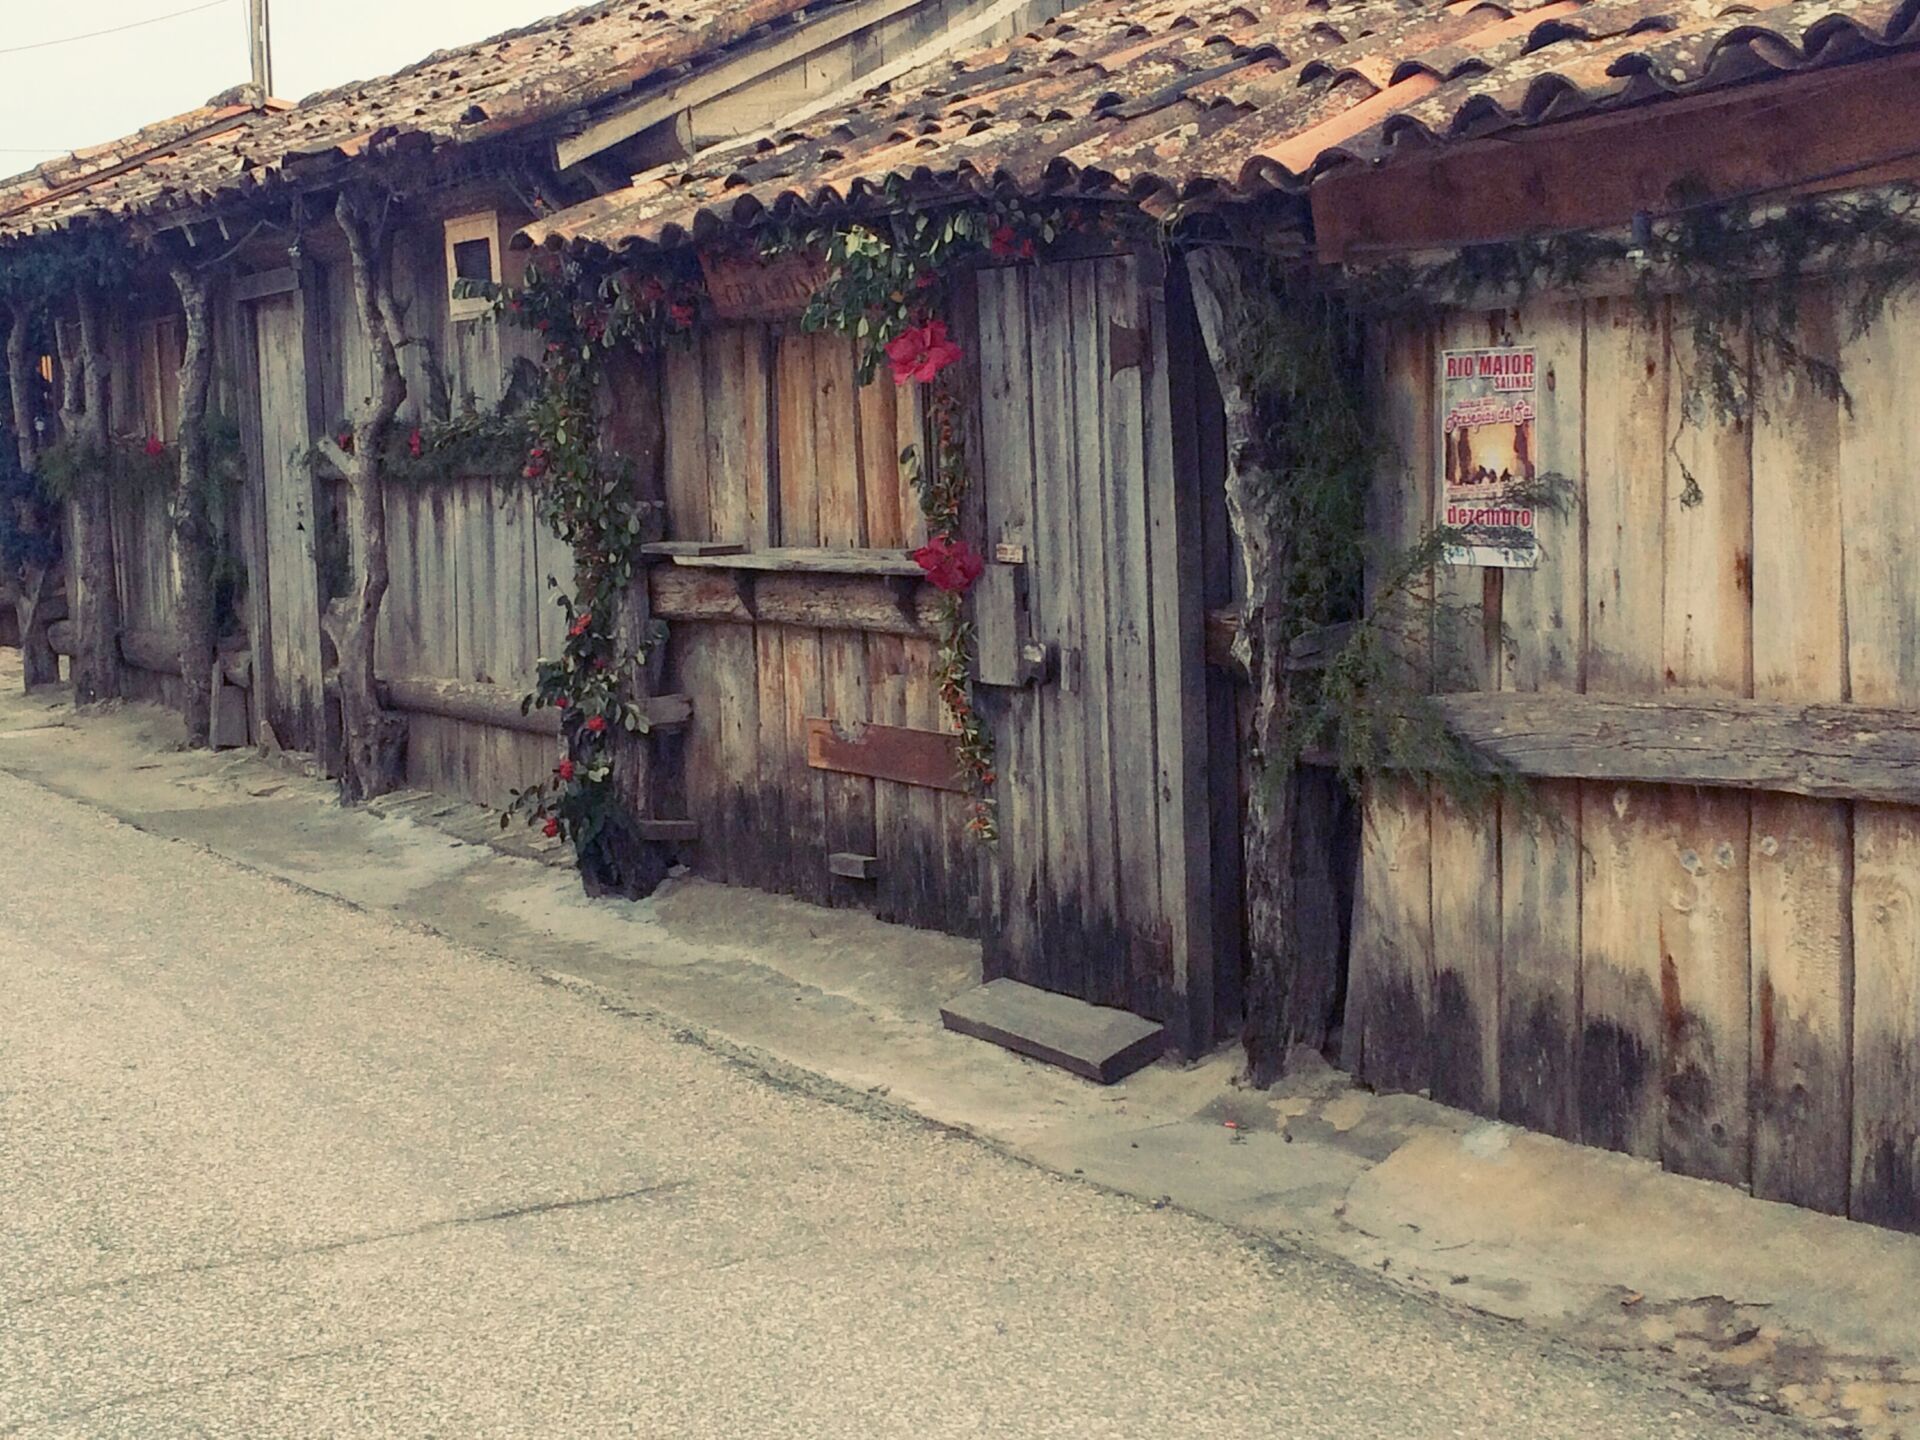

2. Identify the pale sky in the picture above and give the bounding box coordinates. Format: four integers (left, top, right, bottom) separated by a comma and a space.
0, 0, 574, 176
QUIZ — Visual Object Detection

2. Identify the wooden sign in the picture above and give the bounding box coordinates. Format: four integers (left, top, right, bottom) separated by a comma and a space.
698, 248, 830, 321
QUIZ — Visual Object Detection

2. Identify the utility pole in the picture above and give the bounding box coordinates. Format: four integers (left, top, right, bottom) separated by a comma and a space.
248, 0, 274, 98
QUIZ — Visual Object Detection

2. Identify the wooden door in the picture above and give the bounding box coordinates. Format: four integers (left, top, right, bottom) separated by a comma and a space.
974, 254, 1215, 1053
248, 293, 326, 752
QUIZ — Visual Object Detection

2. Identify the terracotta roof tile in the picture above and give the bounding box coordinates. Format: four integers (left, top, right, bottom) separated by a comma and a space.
0, 0, 834, 240
521, 0, 1920, 251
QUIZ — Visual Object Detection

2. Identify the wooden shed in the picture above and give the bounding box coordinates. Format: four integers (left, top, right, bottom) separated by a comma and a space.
0, 0, 1068, 770
521, 0, 1920, 1219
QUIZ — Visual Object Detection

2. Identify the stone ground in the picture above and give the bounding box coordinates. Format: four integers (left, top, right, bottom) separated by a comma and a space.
1, 771, 1792, 1439
4, 657, 1920, 1434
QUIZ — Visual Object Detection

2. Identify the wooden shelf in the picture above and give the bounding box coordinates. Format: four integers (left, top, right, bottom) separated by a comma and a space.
643, 544, 924, 578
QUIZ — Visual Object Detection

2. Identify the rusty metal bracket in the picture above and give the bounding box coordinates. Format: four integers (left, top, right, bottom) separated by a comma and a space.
1109, 321, 1146, 375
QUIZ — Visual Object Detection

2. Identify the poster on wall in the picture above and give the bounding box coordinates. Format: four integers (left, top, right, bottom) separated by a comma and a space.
1439, 346, 1541, 569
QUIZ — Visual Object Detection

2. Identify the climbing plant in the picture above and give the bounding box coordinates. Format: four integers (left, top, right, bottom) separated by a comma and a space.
481, 250, 705, 885
763, 196, 1112, 840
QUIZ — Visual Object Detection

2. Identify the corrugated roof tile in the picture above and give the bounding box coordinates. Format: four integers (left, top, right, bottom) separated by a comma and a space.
519, 0, 1920, 251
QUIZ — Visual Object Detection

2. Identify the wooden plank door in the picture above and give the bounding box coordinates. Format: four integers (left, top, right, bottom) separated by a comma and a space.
248, 293, 326, 753
974, 253, 1214, 1052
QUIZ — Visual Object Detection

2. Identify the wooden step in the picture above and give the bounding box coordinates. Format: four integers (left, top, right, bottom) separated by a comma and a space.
939, 979, 1166, 1084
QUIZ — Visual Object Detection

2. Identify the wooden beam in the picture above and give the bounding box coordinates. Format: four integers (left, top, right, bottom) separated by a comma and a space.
231, 268, 299, 303
664, 545, 925, 577
1313, 52, 1920, 263
650, 567, 941, 636
553, 0, 925, 171
806, 716, 965, 792
377, 675, 691, 736
1426, 691, 1920, 804
827, 851, 879, 879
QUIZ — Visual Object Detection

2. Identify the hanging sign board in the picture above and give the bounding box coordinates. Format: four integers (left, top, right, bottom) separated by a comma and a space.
1438, 345, 1541, 569
698, 248, 830, 322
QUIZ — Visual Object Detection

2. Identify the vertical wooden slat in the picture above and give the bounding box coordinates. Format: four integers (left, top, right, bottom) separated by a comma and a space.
1578, 294, 1668, 1160
1027, 262, 1090, 999
1499, 299, 1586, 1138
816, 333, 876, 908
1430, 310, 1502, 1114
1137, 254, 1213, 1045
1748, 282, 1852, 1214
1099, 256, 1172, 1019
1070, 261, 1124, 1004
1350, 321, 1436, 1093
775, 330, 827, 900
1842, 287, 1920, 1230
973, 266, 1043, 973
251, 294, 324, 753
664, 338, 712, 543
1658, 314, 1754, 1188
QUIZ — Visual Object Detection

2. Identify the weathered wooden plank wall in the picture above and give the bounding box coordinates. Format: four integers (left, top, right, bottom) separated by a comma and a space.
108, 315, 187, 708
1352, 283, 1920, 1227
656, 322, 975, 933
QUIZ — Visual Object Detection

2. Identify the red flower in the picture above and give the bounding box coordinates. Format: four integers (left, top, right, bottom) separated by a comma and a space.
557, 759, 576, 781
553, 695, 570, 709
408, 428, 423, 459
585, 714, 607, 734
989, 225, 1036, 261
543, 817, 561, 838
911, 533, 986, 594
668, 302, 695, 329
143, 435, 165, 457
914, 271, 936, 290
885, 319, 963, 385
640, 276, 666, 302
569, 612, 592, 638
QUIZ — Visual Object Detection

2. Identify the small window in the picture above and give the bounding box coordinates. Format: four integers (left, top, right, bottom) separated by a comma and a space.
444, 211, 501, 321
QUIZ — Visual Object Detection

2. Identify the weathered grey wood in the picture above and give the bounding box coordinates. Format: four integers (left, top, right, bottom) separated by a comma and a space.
1136, 249, 1213, 1055
120, 627, 187, 676
375, 674, 690, 736
642, 540, 748, 558
973, 265, 1045, 984
231, 267, 299, 303
828, 851, 879, 880
1028, 260, 1092, 1005
209, 665, 250, 750
940, 978, 1167, 1084
650, 567, 942, 636
1430, 691, 1920, 803
250, 292, 325, 753
666, 545, 924, 577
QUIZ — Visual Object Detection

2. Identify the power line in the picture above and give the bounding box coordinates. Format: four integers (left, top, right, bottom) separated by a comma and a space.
0, 0, 236, 58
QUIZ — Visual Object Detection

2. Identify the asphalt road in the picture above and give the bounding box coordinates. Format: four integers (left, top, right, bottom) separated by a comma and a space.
0, 768, 1791, 1438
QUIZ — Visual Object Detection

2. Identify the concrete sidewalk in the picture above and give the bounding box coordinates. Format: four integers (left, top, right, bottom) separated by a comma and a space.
4, 658, 1918, 1436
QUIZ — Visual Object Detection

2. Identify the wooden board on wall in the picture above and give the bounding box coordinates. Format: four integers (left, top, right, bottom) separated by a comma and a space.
1842, 287, 1920, 1231
1497, 300, 1584, 1139
1657, 315, 1754, 1188
1428, 311, 1501, 1115
1348, 321, 1436, 1091
1576, 295, 1669, 1161
1748, 281, 1852, 1215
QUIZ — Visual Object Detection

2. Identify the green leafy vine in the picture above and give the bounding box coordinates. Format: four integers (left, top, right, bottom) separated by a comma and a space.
481, 252, 706, 874
763, 197, 1116, 839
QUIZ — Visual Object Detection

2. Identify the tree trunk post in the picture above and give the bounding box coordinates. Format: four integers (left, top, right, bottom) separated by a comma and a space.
1187, 249, 1315, 1084
168, 264, 219, 743
67, 290, 123, 705
7, 300, 59, 690
330, 189, 409, 803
